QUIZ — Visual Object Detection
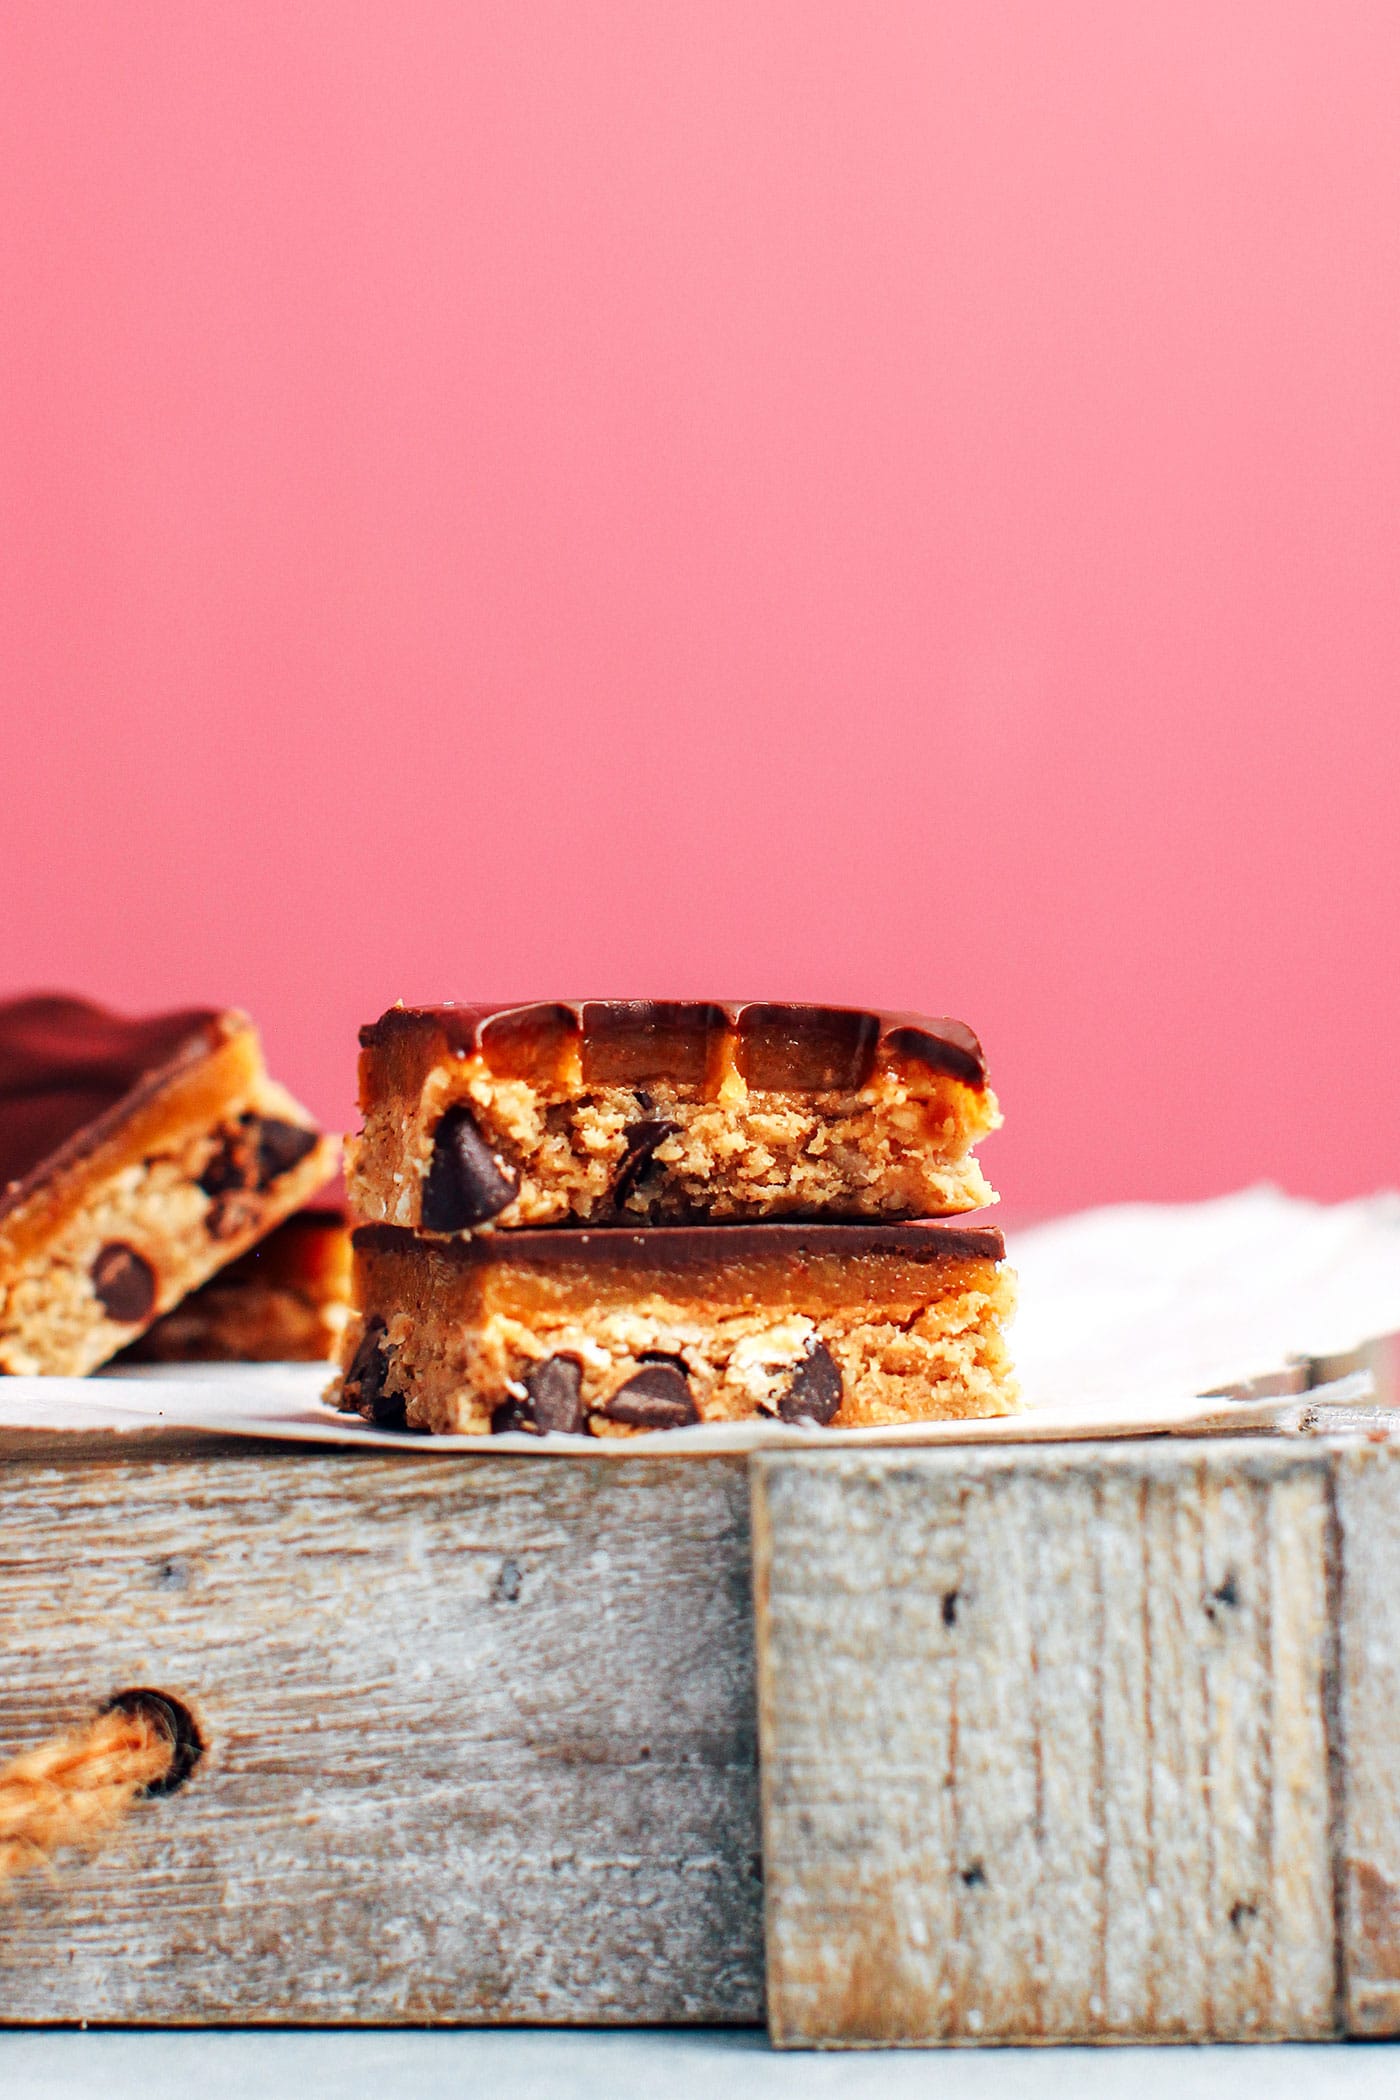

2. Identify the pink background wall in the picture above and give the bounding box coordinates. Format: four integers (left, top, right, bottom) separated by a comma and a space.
3, 4, 1398, 1217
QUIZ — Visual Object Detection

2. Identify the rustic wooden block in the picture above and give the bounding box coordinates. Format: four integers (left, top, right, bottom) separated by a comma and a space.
753, 1438, 1400, 2048
10, 1427, 1399, 2040
0, 1436, 762, 2025
1336, 1440, 1400, 2035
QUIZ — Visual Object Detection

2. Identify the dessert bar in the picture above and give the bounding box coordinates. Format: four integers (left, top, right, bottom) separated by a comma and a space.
122, 1209, 351, 1363
336, 1219, 1014, 1436
349, 1001, 999, 1233
0, 996, 339, 1373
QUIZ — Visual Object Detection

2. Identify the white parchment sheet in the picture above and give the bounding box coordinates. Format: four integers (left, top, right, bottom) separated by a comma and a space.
1, 1187, 1395, 1454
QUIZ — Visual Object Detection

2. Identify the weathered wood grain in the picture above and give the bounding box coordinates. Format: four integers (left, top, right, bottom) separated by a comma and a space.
753, 1440, 1354, 2047
7, 1428, 1399, 2041
1335, 1440, 1400, 2034
0, 1439, 761, 2025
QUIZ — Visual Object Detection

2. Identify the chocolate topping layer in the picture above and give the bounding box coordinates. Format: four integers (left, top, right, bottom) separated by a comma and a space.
353, 1218, 1006, 1271
0, 994, 241, 1216
359, 1000, 987, 1091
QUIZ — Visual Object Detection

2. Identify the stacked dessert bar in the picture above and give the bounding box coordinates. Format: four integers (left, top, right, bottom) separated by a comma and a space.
336, 1001, 1014, 1436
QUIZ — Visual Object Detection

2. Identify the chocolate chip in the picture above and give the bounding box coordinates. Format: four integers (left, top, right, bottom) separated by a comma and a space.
253, 1119, 319, 1187
198, 1126, 253, 1196
421, 1105, 519, 1230
777, 1340, 843, 1424
491, 1354, 584, 1436
635, 1350, 693, 1383
343, 1317, 387, 1404
596, 1361, 698, 1431
205, 1192, 261, 1241
371, 1391, 410, 1432
91, 1242, 157, 1323
343, 1316, 408, 1429
199, 1116, 317, 1198
611, 1119, 680, 1210
524, 1355, 585, 1434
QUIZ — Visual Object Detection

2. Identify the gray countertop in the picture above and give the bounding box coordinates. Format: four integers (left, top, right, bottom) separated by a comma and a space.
1, 2031, 1396, 2100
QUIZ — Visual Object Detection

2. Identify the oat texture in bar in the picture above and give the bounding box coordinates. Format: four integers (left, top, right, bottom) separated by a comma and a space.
348, 1001, 1000, 1232
0, 996, 340, 1373
335, 1220, 1015, 1436
122, 1209, 352, 1363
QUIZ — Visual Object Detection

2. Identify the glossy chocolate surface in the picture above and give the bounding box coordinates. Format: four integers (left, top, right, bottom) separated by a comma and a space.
0, 994, 236, 1210
361, 1000, 987, 1090
354, 1217, 1006, 1270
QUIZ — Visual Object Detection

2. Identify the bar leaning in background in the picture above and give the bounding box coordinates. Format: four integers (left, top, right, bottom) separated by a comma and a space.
122, 1209, 352, 1364
348, 1000, 1000, 1232
0, 996, 339, 1373
335, 1219, 1015, 1436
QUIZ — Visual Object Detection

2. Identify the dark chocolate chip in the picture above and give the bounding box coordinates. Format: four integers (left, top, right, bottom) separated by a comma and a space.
421, 1105, 519, 1231
198, 1126, 253, 1195
523, 1354, 585, 1434
491, 1354, 585, 1437
205, 1192, 261, 1241
596, 1361, 699, 1431
343, 1316, 387, 1404
253, 1118, 319, 1187
777, 1340, 843, 1424
367, 1387, 409, 1432
198, 1111, 316, 1196
636, 1350, 693, 1382
91, 1242, 157, 1324
343, 1316, 408, 1429
611, 1119, 680, 1210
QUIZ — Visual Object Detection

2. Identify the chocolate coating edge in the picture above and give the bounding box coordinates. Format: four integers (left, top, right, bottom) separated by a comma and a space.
354, 1218, 1007, 1270
0, 997, 248, 1220
359, 1000, 988, 1088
